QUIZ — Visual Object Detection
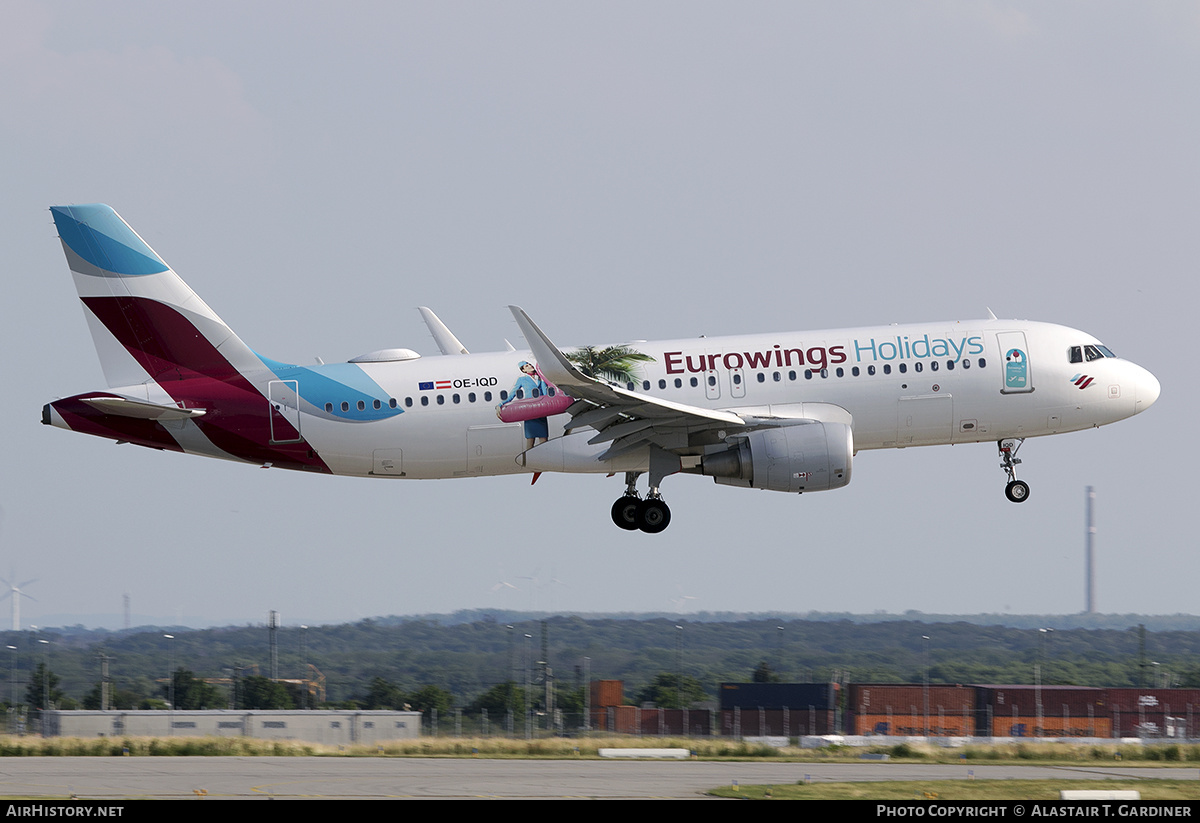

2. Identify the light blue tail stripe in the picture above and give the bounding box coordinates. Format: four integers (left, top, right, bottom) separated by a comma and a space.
51, 205, 168, 276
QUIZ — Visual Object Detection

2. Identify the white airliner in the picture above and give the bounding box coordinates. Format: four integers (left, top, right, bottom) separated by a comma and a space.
43, 205, 1160, 533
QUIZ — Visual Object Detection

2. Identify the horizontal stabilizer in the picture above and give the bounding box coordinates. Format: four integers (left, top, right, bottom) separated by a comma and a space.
78, 396, 206, 421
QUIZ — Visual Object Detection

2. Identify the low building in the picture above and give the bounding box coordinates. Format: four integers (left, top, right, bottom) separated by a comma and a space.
43, 710, 421, 745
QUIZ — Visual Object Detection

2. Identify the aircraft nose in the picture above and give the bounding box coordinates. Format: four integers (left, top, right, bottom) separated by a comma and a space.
1134, 365, 1160, 413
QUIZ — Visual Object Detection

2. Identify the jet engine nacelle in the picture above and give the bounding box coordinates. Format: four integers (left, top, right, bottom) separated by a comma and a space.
702, 421, 853, 493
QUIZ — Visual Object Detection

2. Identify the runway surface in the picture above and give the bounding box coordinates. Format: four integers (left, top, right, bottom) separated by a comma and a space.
0, 758, 1195, 799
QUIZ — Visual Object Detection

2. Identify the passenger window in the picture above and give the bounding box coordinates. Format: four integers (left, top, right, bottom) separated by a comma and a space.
420, 396, 429, 406
978, 358, 987, 368
962, 359, 970, 370
453, 394, 460, 404
914, 362, 922, 373
405, 397, 413, 407
946, 360, 954, 371
389, 398, 397, 408
437, 395, 445, 405
484, 391, 492, 402
659, 379, 667, 389
643, 381, 651, 391
341, 401, 349, 412
690, 377, 698, 387
674, 378, 682, 388
899, 363, 907, 374
756, 373, 765, 383
883, 364, 892, 375
930, 361, 938, 371
325, 403, 333, 413
868, 365, 876, 376
373, 399, 382, 410
468, 392, 476, 402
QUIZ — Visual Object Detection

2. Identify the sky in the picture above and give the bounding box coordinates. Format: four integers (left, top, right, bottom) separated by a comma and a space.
1, 1, 1195, 629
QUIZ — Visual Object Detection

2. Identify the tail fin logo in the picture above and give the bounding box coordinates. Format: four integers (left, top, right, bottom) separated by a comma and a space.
51, 205, 168, 277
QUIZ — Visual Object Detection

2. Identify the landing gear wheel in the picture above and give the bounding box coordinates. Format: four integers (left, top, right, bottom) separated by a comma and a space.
611, 497, 641, 530
636, 498, 671, 534
1005, 480, 1030, 503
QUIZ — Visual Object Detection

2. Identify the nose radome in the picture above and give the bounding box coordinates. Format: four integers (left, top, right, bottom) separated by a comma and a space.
1134, 366, 1160, 413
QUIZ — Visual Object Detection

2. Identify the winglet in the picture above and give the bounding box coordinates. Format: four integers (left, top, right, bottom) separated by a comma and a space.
508, 305, 593, 387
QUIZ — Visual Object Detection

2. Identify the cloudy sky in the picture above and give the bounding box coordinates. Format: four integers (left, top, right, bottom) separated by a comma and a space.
1, 2, 1194, 628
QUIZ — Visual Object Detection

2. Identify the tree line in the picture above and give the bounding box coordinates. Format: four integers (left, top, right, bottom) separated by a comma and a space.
4, 616, 1197, 715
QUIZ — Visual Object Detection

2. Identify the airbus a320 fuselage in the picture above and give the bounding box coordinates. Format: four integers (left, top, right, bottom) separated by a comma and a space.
43, 205, 1160, 533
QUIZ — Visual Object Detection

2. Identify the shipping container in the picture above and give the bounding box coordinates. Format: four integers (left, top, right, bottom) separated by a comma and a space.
975, 685, 1106, 719
1106, 689, 1200, 738
590, 680, 624, 709
590, 705, 712, 736
720, 707, 836, 736
849, 684, 976, 715
990, 715, 1111, 738
636, 708, 712, 736
718, 682, 838, 711
850, 712, 974, 737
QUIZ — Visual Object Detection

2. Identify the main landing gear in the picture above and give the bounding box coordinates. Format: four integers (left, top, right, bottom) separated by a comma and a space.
998, 438, 1030, 503
610, 471, 672, 533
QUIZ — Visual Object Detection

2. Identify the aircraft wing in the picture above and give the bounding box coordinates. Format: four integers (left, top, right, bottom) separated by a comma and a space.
509, 306, 745, 459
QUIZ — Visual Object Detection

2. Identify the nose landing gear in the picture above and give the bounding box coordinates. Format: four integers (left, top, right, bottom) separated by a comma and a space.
998, 438, 1030, 503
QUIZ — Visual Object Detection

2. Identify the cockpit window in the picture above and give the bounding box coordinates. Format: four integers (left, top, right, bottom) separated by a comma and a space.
1072, 344, 1117, 363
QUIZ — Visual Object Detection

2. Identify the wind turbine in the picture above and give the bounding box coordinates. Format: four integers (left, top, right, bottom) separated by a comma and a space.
0, 509, 36, 631
0, 575, 37, 632
669, 586, 698, 613
490, 565, 519, 597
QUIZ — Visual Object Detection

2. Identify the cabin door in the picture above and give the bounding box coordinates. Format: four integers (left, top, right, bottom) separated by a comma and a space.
268, 380, 302, 443
996, 331, 1034, 394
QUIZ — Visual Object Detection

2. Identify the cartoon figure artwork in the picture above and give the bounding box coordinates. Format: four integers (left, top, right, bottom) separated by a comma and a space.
496, 361, 573, 449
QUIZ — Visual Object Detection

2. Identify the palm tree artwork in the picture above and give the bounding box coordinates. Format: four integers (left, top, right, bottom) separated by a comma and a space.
565, 345, 655, 385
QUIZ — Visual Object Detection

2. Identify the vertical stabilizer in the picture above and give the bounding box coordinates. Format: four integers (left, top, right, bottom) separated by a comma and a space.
50, 204, 265, 389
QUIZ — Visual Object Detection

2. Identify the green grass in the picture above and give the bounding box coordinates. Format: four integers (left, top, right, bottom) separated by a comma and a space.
4, 734, 1200, 765
708, 779, 1200, 800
